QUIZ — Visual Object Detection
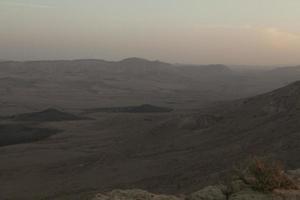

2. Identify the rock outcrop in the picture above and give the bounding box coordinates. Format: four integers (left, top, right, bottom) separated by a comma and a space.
93, 169, 300, 200
187, 186, 227, 200
93, 189, 182, 200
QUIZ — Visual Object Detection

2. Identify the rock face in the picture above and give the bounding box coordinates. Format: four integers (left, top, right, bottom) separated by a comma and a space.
92, 169, 300, 200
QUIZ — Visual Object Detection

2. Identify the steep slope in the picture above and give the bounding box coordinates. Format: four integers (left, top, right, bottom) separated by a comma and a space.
125, 81, 300, 192
211, 81, 300, 164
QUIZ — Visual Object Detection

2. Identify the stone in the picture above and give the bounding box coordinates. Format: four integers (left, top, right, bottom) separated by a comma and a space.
188, 186, 227, 200
228, 180, 250, 194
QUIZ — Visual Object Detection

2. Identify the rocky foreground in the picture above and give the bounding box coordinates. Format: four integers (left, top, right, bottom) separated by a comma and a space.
92, 169, 300, 200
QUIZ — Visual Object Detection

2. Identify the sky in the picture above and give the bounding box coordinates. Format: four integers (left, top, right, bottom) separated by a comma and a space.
1, 0, 300, 65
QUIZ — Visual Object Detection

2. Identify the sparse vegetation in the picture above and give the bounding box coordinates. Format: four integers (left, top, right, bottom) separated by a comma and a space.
235, 157, 298, 192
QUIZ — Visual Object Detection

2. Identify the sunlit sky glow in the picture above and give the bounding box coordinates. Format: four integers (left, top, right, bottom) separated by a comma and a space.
1, 0, 300, 65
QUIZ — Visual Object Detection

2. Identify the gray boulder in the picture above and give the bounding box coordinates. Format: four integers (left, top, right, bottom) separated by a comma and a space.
188, 186, 227, 200
228, 180, 250, 194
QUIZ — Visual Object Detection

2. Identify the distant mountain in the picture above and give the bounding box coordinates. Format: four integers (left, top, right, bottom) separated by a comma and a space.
0, 58, 299, 114
119, 57, 166, 65
270, 65, 300, 74
0, 58, 243, 113
179, 64, 232, 73
263, 66, 300, 84
0, 58, 232, 77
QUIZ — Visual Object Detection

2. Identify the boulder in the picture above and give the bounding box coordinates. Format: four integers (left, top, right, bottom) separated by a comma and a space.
188, 186, 227, 200
228, 180, 250, 194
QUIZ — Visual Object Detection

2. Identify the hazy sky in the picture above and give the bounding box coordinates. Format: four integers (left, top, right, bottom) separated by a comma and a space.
1, 0, 300, 65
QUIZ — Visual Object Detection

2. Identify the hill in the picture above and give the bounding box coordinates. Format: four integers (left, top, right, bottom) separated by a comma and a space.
85, 104, 173, 113
12, 108, 88, 122
1, 58, 300, 115
120, 81, 300, 192
268, 65, 300, 82
0, 58, 250, 114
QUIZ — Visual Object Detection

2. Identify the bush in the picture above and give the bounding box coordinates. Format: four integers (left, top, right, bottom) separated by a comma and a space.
235, 157, 298, 192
